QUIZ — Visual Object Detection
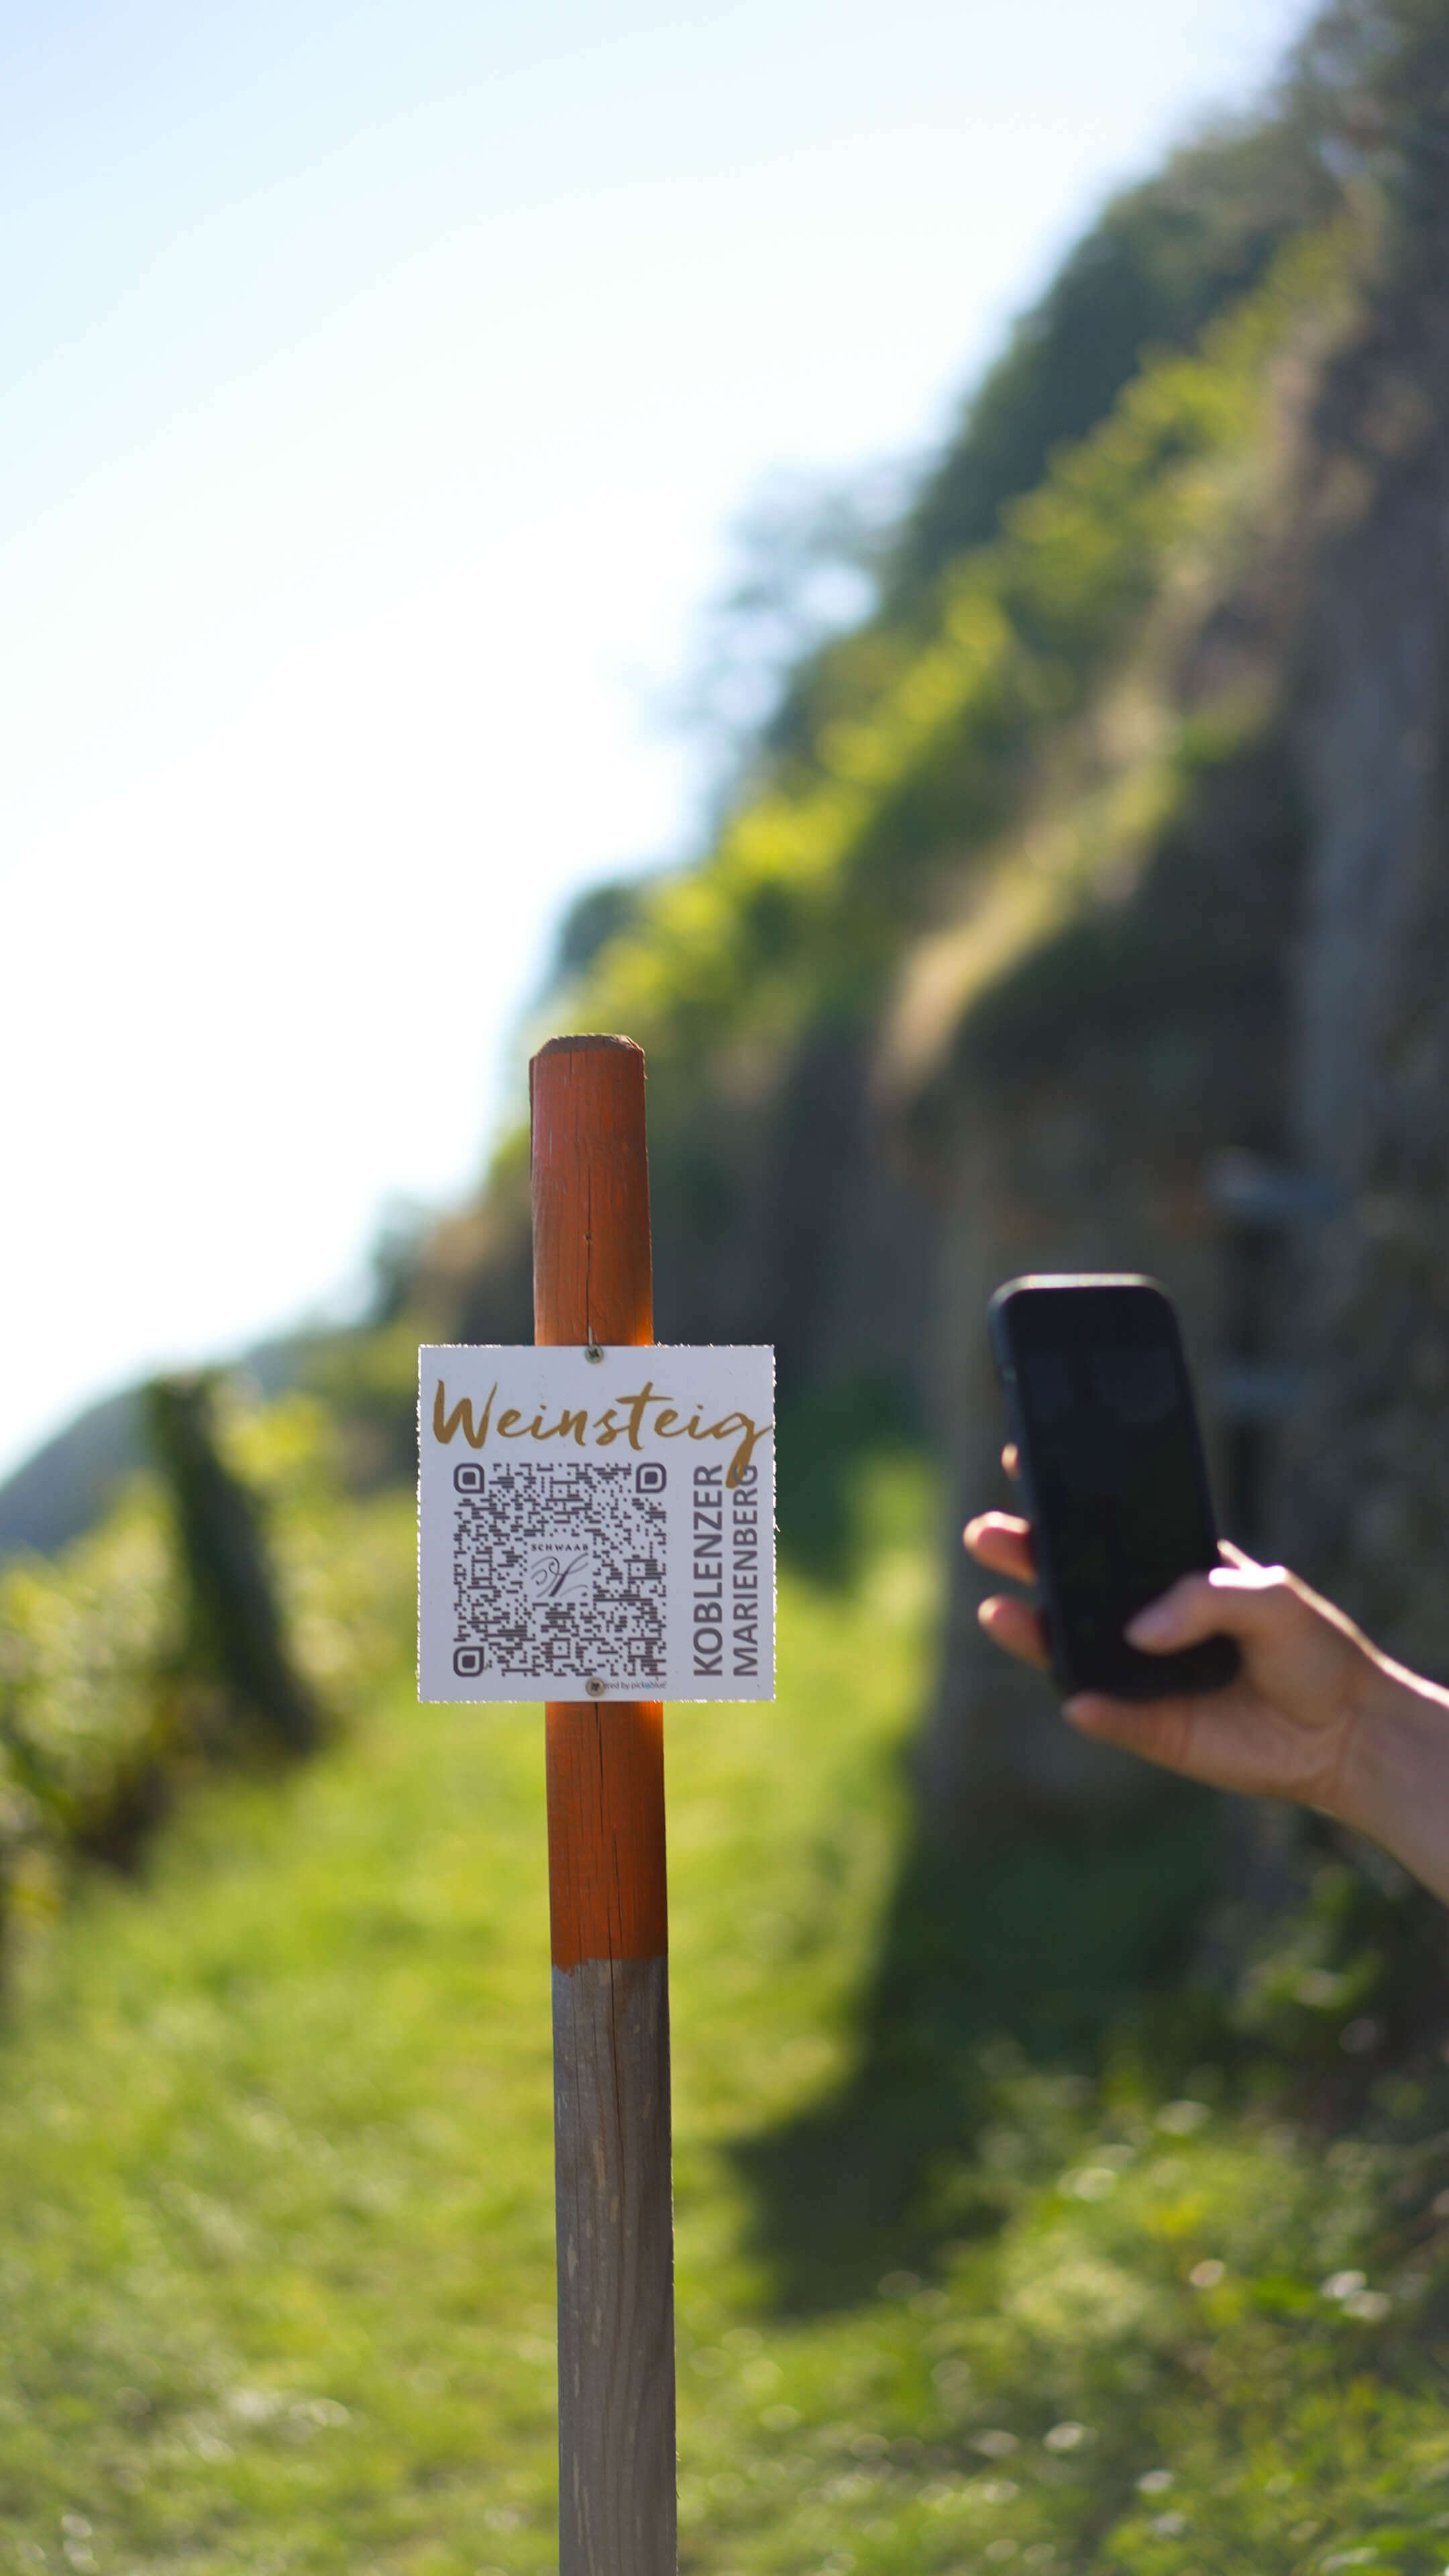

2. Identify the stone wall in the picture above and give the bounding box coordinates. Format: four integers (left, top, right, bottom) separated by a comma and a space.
1273, 251, 1449, 1676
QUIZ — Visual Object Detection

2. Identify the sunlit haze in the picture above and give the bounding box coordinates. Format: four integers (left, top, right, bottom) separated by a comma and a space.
1, 0, 1317, 1480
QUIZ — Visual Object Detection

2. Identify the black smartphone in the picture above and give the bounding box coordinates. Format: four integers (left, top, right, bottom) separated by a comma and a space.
987, 1273, 1240, 1701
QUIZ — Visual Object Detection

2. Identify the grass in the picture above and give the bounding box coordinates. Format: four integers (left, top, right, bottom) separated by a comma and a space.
3, 1462, 1449, 2571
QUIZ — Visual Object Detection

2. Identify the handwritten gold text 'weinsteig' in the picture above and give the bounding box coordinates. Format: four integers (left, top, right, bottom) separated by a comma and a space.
432, 1377, 772, 1490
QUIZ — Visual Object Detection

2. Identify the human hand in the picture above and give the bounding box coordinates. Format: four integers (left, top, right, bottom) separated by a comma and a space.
963, 1448, 1395, 1821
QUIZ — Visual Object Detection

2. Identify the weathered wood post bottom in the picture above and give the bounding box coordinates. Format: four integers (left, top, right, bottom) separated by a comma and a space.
531, 1035, 678, 2576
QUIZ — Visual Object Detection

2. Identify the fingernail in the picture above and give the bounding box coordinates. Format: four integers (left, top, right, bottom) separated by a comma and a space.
1127, 1598, 1175, 1644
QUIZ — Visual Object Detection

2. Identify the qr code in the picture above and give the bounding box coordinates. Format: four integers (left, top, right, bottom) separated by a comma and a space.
451, 1459, 667, 1684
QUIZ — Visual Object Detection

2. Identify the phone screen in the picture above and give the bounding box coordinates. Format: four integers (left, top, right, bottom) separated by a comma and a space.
992, 1278, 1238, 1698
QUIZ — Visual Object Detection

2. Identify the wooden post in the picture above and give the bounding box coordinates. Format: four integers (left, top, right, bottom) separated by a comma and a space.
529, 1033, 677, 2576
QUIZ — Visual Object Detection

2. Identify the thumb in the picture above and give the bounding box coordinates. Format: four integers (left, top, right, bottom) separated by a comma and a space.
1126, 1558, 1284, 1652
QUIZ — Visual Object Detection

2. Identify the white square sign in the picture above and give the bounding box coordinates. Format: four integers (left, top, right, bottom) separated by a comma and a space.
418, 1345, 775, 1702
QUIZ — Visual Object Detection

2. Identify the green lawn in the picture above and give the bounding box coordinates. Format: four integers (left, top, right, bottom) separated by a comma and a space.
4, 1463, 1449, 2573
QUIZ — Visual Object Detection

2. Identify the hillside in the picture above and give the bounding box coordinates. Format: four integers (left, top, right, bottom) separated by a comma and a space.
394, 0, 1449, 1856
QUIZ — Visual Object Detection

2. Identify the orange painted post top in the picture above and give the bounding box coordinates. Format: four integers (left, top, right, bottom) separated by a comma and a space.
531, 1033, 666, 1976
531, 1032, 653, 1350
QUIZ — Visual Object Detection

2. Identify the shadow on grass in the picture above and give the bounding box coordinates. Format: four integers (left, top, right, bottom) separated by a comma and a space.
730, 1784, 1224, 2314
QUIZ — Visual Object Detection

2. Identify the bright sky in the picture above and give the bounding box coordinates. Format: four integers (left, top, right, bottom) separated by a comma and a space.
1, 0, 1318, 1481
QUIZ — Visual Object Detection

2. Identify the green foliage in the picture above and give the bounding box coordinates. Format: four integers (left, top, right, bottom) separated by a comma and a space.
0, 1488, 183, 1878
774, 1374, 926, 1585
555, 225, 1353, 1106
0, 1387, 403, 1958
889, 116, 1336, 602
303, 1318, 423, 1490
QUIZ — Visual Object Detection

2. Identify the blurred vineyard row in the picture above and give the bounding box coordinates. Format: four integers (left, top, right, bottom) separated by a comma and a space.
0, 1383, 409, 1975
